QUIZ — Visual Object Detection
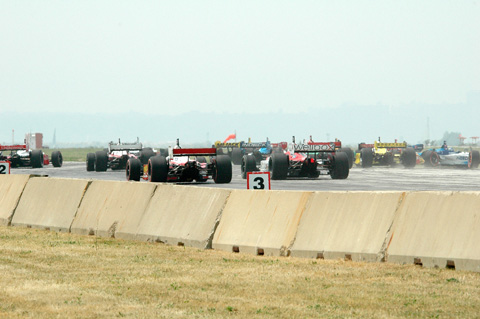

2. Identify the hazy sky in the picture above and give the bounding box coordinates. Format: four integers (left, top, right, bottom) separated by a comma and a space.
1, 1, 479, 116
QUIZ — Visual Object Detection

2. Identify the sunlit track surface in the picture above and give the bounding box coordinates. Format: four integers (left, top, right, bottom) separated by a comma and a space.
10, 162, 480, 191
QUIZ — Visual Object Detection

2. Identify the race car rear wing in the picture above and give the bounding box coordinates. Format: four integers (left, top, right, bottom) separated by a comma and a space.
0, 144, 28, 151
108, 142, 143, 151
374, 141, 407, 149
290, 136, 338, 153
292, 143, 336, 152
172, 148, 217, 156
214, 142, 242, 148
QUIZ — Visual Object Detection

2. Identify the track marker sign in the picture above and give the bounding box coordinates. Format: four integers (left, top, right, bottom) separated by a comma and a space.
247, 171, 271, 190
0, 161, 10, 175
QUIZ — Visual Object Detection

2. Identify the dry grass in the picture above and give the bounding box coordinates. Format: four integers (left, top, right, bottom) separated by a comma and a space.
0, 226, 479, 318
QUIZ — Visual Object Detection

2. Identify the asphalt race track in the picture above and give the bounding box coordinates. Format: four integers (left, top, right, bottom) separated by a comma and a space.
9, 162, 480, 191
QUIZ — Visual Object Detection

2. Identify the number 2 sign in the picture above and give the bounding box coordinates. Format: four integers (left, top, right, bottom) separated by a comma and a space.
0, 161, 10, 175
247, 172, 271, 190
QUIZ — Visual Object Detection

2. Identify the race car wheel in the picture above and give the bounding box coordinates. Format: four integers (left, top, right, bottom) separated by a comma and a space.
360, 148, 373, 168
241, 154, 257, 179
330, 152, 349, 179
338, 148, 354, 169
231, 148, 243, 165
422, 150, 440, 167
51, 151, 63, 167
269, 152, 288, 180
86, 153, 95, 171
469, 150, 480, 169
126, 158, 142, 181
213, 155, 232, 184
401, 148, 416, 168
148, 156, 168, 182
31, 150, 44, 168
139, 148, 156, 165
95, 151, 108, 172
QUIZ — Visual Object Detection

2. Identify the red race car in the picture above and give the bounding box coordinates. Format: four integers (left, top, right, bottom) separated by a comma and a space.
126, 139, 232, 184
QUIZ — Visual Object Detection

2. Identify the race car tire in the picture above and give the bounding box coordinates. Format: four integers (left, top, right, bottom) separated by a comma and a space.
469, 150, 480, 169
269, 152, 289, 180
86, 153, 95, 171
126, 158, 142, 181
330, 152, 349, 179
338, 148, 354, 169
360, 148, 373, 168
231, 148, 243, 165
31, 150, 44, 168
148, 156, 168, 182
51, 151, 63, 167
139, 148, 156, 165
213, 155, 232, 184
422, 150, 440, 167
401, 148, 416, 168
241, 154, 257, 179
95, 151, 108, 172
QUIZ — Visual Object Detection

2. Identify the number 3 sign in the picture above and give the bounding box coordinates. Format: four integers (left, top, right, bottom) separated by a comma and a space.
0, 161, 10, 175
247, 172, 271, 190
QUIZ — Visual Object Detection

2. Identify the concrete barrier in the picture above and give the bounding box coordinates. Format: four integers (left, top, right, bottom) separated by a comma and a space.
116, 185, 231, 249
290, 191, 405, 262
212, 190, 311, 256
70, 180, 156, 238
0, 175, 31, 226
386, 191, 480, 272
11, 177, 89, 232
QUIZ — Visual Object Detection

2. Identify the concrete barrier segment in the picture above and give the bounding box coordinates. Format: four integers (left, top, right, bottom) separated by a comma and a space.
11, 177, 90, 232
70, 180, 156, 238
117, 184, 231, 249
0, 175, 32, 226
289, 191, 406, 262
212, 190, 311, 256
386, 191, 480, 272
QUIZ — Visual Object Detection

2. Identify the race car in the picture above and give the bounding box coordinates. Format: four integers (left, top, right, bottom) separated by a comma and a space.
214, 138, 287, 165
355, 140, 417, 168
86, 138, 155, 172
0, 144, 63, 168
126, 139, 232, 183
421, 146, 480, 168
307, 136, 354, 169
241, 136, 349, 180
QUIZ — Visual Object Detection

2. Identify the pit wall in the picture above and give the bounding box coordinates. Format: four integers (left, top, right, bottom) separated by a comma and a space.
1, 175, 479, 272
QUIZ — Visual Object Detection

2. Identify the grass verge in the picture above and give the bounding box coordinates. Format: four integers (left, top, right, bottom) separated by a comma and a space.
1, 226, 479, 318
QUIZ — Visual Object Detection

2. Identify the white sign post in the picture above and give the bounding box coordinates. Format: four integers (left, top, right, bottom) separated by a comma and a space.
0, 161, 10, 175
247, 171, 271, 190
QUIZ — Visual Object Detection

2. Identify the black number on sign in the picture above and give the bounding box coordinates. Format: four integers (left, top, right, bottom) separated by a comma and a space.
253, 177, 265, 189
0, 165, 6, 174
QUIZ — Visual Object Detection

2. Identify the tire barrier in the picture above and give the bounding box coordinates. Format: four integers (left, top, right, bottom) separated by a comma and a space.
0, 175, 31, 226
11, 177, 89, 232
3, 175, 480, 272
212, 190, 311, 256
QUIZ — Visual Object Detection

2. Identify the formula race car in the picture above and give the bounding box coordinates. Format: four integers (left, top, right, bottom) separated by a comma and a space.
421, 147, 480, 168
0, 144, 63, 168
355, 140, 416, 168
241, 137, 349, 180
214, 139, 287, 165
126, 139, 232, 183
86, 138, 155, 172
